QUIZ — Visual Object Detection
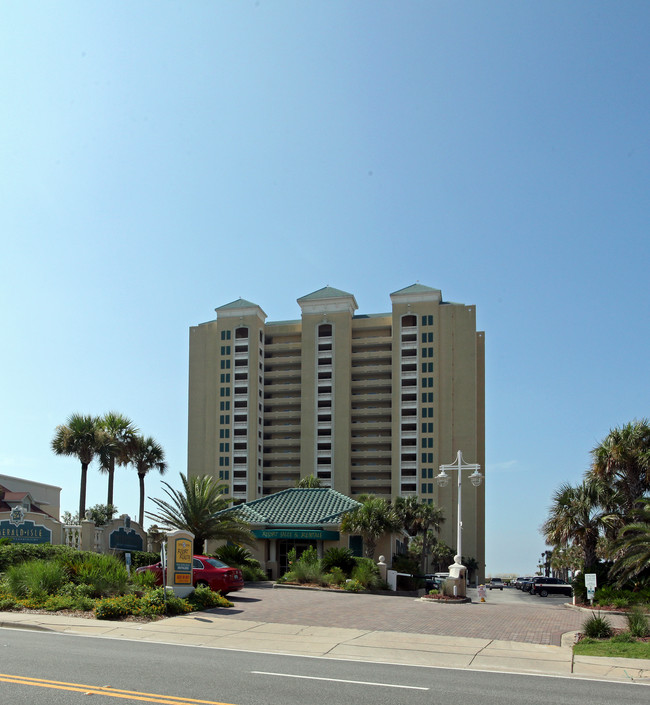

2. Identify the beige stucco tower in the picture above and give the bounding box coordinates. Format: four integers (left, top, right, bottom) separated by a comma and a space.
188, 284, 485, 577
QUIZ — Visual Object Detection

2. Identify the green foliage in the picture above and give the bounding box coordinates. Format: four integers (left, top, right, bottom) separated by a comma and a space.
340, 495, 402, 559
610, 631, 635, 643
296, 474, 322, 488
572, 563, 612, 603
283, 560, 327, 585
187, 586, 232, 610
574, 639, 650, 659
428, 588, 439, 595
391, 553, 419, 575
147, 473, 255, 553
344, 579, 364, 592
213, 544, 255, 567
124, 551, 160, 571
582, 612, 613, 639
626, 606, 650, 638
71, 553, 131, 597
0, 543, 76, 572
324, 567, 346, 586
94, 594, 142, 619
132, 569, 158, 590
321, 547, 356, 575
351, 557, 381, 589
4, 560, 68, 598
240, 564, 267, 581
0, 596, 19, 610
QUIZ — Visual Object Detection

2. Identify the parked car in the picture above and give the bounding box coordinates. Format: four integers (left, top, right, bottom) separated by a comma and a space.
424, 575, 443, 591
136, 555, 244, 595
529, 577, 572, 597
513, 576, 533, 590
520, 578, 535, 593
488, 578, 504, 590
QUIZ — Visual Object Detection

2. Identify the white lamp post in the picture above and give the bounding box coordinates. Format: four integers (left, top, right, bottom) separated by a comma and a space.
436, 450, 482, 560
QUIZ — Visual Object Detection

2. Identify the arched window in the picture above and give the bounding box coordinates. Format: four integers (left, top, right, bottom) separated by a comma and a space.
401, 314, 417, 328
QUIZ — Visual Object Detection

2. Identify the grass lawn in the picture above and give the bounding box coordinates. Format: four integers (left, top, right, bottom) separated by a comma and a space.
574, 639, 650, 660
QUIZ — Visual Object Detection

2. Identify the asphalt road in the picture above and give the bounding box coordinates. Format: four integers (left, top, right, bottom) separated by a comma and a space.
1, 626, 648, 705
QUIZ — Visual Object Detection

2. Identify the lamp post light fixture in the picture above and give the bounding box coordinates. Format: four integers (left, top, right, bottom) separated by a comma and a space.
436, 450, 483, 560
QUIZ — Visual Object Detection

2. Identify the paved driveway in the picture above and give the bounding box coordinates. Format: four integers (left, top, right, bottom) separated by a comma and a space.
226, 584, 627, 646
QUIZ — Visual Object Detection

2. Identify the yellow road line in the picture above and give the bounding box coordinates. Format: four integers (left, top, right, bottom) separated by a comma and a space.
0, 673, 237, 705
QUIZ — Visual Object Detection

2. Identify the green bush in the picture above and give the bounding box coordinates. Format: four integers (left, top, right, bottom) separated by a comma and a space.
94, 594, 142, 619
351, 558, 381, 589
572, 564, 612, 603
324, 566, 346, 586
0, 596, 19, 610
321, 547, 356, 575
0, 544, 76, 572
240, 564, 268, 581
344, 579, 364, 592
283, 561, 327, 585
73, 554, 130, 597
132, 569, 158, 591
213, 545, 254, 567
627, 607, 649, 638
187, 586, 232, 610
4, 560, 68, 598
582, 612, 613, 639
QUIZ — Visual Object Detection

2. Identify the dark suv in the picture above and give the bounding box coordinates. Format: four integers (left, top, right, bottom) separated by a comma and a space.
530, 577, 572, 597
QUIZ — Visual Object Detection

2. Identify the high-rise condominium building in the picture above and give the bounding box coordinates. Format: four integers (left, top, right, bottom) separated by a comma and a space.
188, 284, 485, 567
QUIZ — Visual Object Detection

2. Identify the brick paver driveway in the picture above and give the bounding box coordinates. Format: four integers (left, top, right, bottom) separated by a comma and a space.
226, 584, 626, 646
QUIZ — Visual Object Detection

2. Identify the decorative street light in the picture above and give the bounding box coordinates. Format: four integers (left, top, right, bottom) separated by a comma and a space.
436, 450, 483, 560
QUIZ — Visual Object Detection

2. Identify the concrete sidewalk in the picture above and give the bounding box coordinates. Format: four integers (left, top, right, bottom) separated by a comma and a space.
1, 609, 649, 684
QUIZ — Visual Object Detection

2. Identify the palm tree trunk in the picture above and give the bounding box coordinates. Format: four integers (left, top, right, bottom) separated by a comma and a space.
107, 457, 115, 508
138, 471, 146, 526
79, 461, 88, 520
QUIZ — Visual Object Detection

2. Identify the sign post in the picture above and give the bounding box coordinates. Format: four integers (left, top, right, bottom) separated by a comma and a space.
164, 530, 194, 598
584, 573, 597, 605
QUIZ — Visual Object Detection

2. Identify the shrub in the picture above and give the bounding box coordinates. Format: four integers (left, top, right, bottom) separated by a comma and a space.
344, 579, 364, 592
4, 560, 68, 598
94, 594, 141, 619
187, 586, 232, 610
351, 558, 381, 589
74, 554, 130, 597
0, 596, 19, 610
132, 569, 158, 591
321, 547, 356, 575
240, 564, 268, 582
283, 561, 327, 585
324, 566, 346, 586
626, 606, 649, 638
0, 544, 76, 572
582, 612, 613, 639
428, 588, 439, 595
213, 545, 255, 567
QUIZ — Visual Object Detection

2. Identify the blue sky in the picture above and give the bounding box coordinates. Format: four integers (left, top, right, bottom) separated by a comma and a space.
1, 2, 648, 575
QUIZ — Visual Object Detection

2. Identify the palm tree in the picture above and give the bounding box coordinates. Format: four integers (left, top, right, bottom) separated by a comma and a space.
394, 496, 445, 572
609, 498, 650, 587
51, 413, 105, 519
542, 478, 617, 570
339, 495, 402, 559
589, 419, 650, 519
131, 435, 167, 526
97, 412, 138, 508
146, 473, 254, 553
296, 474, 322, 488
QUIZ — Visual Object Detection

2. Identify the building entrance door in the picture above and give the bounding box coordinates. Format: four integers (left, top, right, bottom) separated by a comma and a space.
278, 539, 317, 575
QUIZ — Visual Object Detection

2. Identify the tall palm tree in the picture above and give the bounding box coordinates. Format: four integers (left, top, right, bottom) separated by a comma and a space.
542, 478, 617, 570
296, 474, 322, 488
51, 413, 105, 519
340, 495, 402, 559
146, 473, 254, 554
97, 412, 138, 508
131, 435, 167, 526
394, 496, 445, 572
589, 419, 650, 519
609, 498, 650, 587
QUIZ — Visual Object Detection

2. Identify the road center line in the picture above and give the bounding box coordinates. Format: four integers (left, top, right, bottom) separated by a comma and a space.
251, 671, 429, 690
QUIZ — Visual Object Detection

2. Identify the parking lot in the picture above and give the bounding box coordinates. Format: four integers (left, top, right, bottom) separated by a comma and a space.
225, 584, 626, 646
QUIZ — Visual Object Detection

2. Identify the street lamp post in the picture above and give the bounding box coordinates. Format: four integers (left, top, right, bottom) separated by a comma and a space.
436, 450, 483, 561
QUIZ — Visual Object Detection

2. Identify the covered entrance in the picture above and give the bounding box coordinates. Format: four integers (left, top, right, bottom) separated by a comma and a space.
278, 538, 317, 575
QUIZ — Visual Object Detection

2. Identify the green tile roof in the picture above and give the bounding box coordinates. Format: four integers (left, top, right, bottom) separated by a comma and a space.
216, 298, 260, 311
390, 283, 440, 296
220, 488, 360, 526
297, 286, 355, 302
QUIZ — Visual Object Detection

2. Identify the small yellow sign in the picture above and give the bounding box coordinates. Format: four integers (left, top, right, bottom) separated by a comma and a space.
174, 573, 191, 584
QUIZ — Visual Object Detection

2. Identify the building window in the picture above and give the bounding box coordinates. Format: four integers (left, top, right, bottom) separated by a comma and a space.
220, 330, 231, 340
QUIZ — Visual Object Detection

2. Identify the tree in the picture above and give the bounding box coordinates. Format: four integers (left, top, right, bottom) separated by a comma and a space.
146, 473, 254, 554
51, 413, 105, 519
609, 498, 650, 587
97, 412, 138, 508
131, 435, 167, 526
589, 419, 650, 520
62, 504, 118, 526
542, 479, 617, 570
339, 495, 402, 559
394, 496, 444, 572
296, 474, 322, 488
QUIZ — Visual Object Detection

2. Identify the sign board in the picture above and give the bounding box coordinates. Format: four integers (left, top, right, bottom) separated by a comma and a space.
109, 527, 144, 552
174, 537, 192, 572
585, 573, 597, 602
0, 519, 51, 544
252, 529, 339, 540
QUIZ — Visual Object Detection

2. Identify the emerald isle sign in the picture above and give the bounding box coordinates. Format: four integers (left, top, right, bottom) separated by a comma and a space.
0, 519, 51, 544
253, 529, 339, 540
